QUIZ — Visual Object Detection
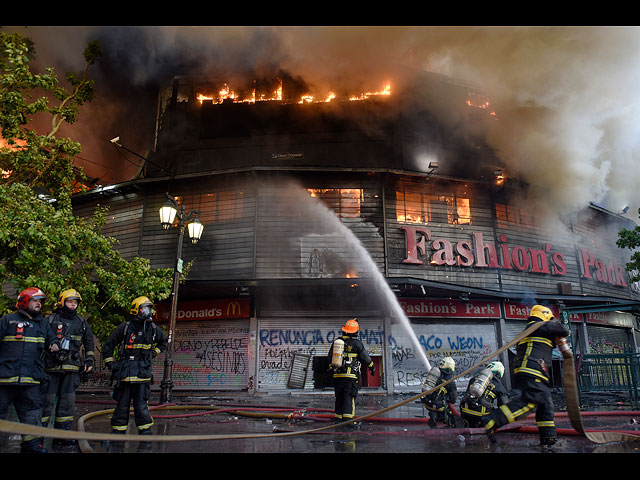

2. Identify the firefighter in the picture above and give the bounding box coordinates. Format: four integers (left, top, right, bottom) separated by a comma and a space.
42, 288, 95, 451
460, 361, 509, 428
327, 318, 375, 426
102, 296, 167, 452
482, 304, 570, 447
0, 287, 60, 453
421, 356, 459, 428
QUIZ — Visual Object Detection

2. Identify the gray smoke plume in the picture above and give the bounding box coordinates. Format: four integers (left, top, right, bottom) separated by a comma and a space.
3, 26, 639, 224
407, 26, 640, 223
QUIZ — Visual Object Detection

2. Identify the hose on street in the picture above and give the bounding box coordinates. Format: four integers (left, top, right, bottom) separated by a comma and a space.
1, 319, 640, 451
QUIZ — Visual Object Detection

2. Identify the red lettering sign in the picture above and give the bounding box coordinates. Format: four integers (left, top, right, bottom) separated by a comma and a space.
401, 226, 567, 276
504, 302, 560, 320
155, 298, 250, 322
399, 298, 501, 318
579, 247, 628, 287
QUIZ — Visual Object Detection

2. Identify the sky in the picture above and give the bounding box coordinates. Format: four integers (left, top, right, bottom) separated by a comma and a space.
3, 25, 640, 225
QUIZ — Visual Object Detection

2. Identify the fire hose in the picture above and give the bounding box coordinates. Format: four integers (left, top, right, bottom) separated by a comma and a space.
561, 343, 640, 443
1, 319, 639, 451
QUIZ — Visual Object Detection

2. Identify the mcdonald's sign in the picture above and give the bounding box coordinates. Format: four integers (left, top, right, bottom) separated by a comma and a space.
155, 298, 250, 322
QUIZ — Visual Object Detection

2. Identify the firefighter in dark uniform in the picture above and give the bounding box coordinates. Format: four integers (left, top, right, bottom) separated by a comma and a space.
0, 287, 60, 453
421, 357, 458, 427
102, 296, 167, 451
460, 361, 509, 428
327, 318, 375, 425
42, 288, 95, 451
482, 304, 570, 446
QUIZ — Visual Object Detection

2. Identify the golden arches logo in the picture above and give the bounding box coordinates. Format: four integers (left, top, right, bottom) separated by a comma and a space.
226, 301, 241, 317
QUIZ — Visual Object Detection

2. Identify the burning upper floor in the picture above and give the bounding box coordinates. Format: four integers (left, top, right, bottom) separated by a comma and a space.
193, 76, 391, 105
147, 68, 501, 182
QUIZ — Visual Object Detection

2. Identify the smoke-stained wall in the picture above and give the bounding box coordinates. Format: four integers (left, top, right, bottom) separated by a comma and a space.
72, 171, 640, 303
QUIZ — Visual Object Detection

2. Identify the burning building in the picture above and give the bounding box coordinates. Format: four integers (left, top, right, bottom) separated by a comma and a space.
73, 68, 640, 395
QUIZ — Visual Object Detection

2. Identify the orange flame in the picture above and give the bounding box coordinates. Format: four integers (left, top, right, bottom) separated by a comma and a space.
197, 81, 390, 106
349, 83, 391, 101
466, 93, 497, 118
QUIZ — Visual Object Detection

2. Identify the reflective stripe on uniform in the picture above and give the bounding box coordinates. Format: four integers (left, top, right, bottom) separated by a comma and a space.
537, 420, 555, 428
0, 376, 40, 384
515, 335, 551, 382
1, 336, 45, 343
498, 402, 535, 423
120, 376, 152, 382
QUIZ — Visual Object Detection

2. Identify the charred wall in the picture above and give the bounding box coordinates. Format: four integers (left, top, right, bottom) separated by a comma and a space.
147, 73, 501, 181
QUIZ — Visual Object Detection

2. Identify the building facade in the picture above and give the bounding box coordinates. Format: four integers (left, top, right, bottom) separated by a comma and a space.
74, 73, 640, 395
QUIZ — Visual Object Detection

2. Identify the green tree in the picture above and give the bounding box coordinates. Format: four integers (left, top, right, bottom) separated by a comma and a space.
617, 208, 640, 284
0, 32, 174, 341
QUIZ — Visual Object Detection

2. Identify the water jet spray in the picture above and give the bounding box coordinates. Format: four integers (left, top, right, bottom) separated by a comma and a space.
288, 181, 432, 372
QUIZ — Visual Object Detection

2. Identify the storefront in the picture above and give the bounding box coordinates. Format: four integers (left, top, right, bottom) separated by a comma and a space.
582, 311, 637, 354
153, 298, 251, 391
256, 313, 385, 394
392, 298, 501, 393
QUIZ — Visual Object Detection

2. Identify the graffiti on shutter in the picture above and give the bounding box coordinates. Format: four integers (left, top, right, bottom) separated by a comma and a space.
287, 353, 311, 389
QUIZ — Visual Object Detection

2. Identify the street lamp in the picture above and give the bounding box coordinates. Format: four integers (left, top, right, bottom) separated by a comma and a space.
158, 193, 204, 404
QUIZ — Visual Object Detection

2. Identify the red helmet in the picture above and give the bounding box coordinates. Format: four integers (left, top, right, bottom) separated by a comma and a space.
16, 287, 47, 310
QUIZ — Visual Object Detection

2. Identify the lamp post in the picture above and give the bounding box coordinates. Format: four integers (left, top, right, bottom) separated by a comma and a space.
158, 193, 203, 404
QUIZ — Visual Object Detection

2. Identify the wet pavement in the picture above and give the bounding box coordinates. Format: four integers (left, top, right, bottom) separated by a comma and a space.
2, 389, 640, 454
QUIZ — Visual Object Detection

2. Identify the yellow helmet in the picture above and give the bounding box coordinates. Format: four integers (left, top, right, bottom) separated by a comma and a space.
342, 318, 360, 334
530, 304, 555, 322
56, 289, 82, 309
130, 296, 154, 316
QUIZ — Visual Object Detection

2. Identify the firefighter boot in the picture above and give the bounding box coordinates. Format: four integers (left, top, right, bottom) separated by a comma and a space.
52, 438, 78, 452
481, 416, 497, 444
20, 439, 47, 453
540, 437, 557, 447
52, 424, 78, 452
345, 420, 360, 430
103, 430, 126, 453
137, 428, 153, 453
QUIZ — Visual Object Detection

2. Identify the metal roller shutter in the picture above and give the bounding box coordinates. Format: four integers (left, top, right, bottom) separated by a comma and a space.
504, 320, 528, 346
390, 320, 499, 393
257, 316, 384, 393
586, 325, 633, 354
152, 320, 250, 391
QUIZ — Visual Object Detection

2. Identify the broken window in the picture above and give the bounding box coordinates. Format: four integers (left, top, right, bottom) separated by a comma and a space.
172, 190, 245, 225
308, 188, 363, 218
495, 202, 538, 230
396, 184, 471, 225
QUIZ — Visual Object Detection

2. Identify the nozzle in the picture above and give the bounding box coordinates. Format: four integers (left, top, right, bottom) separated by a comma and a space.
556, 337, 572, 357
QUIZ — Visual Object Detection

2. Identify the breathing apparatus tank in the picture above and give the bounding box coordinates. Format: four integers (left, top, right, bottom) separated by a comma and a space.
331, 338, 345, 368
467, 367, 494, 400
422, 366, 442, 392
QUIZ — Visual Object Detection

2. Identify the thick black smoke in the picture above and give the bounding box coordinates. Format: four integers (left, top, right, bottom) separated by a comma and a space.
3, 26, 639, 225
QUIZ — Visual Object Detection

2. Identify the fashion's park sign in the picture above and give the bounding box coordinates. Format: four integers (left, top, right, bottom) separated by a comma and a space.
398, 298, 576, 321
401, 226, 628, 288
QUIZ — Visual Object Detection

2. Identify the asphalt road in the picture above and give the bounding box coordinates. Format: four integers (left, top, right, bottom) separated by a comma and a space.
2, 390, 640, 455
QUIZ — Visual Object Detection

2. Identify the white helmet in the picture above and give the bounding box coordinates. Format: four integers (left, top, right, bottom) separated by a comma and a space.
488, 361, 505, 378
439, 357, 455, 372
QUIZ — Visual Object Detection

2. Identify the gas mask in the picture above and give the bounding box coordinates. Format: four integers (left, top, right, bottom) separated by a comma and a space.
56, 336, 71, 362
137, 305, 153, 321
